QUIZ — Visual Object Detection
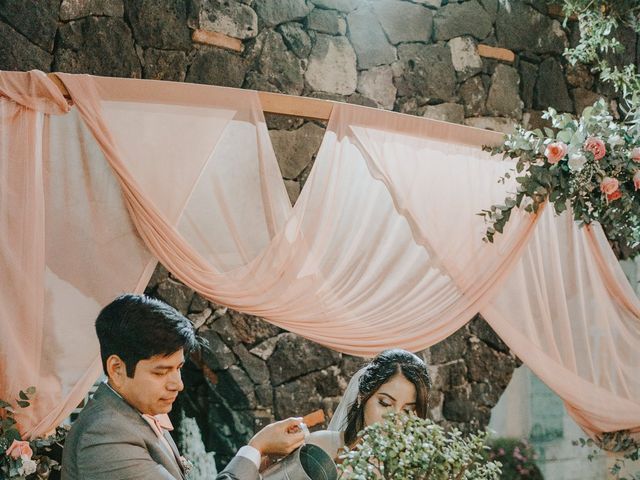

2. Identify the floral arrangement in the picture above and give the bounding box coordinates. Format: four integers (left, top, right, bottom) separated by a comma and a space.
574, 430, 640, 480
479, 99, 640, 256
485, 438, 543, 480
0, 388, 67, 480
337, 412, 501, 480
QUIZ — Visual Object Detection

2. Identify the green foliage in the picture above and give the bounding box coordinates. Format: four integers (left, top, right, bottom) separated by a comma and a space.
479, 99, 640, 257
0, 388, 67, 480
337, 413, 502, 480
484, 438, 543, 480
573, 431, 640, 480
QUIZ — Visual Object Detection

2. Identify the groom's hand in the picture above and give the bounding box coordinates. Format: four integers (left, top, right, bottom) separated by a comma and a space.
248, 417, 306, 456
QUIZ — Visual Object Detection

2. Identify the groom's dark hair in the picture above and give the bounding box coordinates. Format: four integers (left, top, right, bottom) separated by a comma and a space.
96, 294, 198, 377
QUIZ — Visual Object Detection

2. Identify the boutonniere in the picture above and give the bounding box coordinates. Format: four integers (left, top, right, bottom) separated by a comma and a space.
179, 456, 193, 475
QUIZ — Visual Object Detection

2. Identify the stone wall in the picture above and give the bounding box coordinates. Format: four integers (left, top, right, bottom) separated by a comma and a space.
145, 265, 519, 467
3, 0, 638, 470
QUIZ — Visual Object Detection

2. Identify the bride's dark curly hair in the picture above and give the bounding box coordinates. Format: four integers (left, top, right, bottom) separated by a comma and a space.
343, 349, 432, 446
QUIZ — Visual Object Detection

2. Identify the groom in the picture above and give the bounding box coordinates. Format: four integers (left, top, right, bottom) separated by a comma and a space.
61, 294, 305, 480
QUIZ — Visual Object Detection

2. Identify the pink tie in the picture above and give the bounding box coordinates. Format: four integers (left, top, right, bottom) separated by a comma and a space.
142, 413, 174, 438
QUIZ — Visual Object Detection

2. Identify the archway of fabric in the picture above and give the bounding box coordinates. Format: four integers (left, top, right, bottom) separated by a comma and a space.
0, 71, 638, 440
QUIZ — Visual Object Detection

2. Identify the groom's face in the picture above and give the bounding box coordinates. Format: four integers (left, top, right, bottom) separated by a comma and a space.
110, 349, 185, 415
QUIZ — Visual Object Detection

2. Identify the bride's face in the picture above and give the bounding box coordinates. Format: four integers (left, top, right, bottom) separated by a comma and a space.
363, 373, 417, 427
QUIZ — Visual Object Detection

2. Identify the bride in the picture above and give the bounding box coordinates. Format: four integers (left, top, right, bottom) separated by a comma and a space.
308, 349, 432, 459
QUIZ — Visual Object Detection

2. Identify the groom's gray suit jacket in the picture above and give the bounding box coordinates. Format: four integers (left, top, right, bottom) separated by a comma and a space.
61, 383, 258, 480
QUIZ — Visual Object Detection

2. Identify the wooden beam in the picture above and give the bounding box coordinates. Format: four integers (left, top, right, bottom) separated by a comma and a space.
477, 44, 515, 63
258, 91, 333, 121
192, 29, 244, 53
47, 72, 333, 121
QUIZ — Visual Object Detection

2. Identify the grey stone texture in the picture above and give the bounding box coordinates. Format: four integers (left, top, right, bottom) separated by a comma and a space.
309, 0, 362, 12
256, 30, 305, 95
357, 66, 397, 110
60, 0, 124, 20
55, 17, 141, 77
395, 43, 456, 101
269, 122, 326, 178
278, 22, 313, 58
347, 6, 397, 69
486, 64, 522, 118
143, 49, 188, 81
186, 47, 248, 87
449, 36, 483, 81
254, 0, 314, 27
423, 103, 465, 124
0, 22, 52, 71
124, 0, 191, 49
535, 57, 573, 112
433, 0, 492, 42
0, 0, 59, 51
307, 9, 346, 35
196, 0, 259, 39
495, 2, 568, 54
305, 34, 358, 95
459, 75, 487, 117
372, 1, 433, 45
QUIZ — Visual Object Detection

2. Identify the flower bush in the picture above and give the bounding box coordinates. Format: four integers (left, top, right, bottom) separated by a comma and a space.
574, 430, 640, 480
485, 438, 543, 480
337, 412, 501, 480
479, 99, 640, 256
0, 388, 67, 480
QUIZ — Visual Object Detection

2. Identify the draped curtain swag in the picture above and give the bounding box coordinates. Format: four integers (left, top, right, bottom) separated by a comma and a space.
0, 70, 638, 440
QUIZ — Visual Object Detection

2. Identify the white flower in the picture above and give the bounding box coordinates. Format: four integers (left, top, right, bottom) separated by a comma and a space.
568, 152, 587, 171
18, 458, 37, 476
607, 134, 625, 147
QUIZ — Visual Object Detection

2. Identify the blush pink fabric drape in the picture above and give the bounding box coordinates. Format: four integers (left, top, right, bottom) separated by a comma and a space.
1, 71, 638, 439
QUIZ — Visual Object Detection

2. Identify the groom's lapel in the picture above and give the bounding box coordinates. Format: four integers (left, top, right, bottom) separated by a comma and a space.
163, 431, 187, 478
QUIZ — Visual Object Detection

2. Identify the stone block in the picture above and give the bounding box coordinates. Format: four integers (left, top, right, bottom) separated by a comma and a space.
278, 22, 313, 58
270, 122, 325, 178
257, 30, 304, 95
433, 0, 492, 42
125, 0, 191, 49
429, 327, 468, 364
155, 278, 194, 314
372, 0, 433, 45
186, 47, 248, 87
449, 36, 483, 81
486, 63, 523, 118
395, 43, 455, 101
305, 34, 357, 95
495, 3, 567, 54
0, 22, 51, 72
357, 66, 396, 110
572, 88, 605, 116
464, 116, 517, 134
347, 7, 396, 69
143, 48, 188, 81
60, 0, 124, 20
459, 75, 486, 117
201, 330, 237, 371
309, 0, 362, 12
55, 17, 141, 77
422, 103, 465, 124
0, 0, 59, 51
196, 0, 258, 39
233, 344, 271, 384
254, 0, 313, 27
268, 333, 341, 385
535, 57, 573, 112
307, 9, 346, 35
284, 179, 301, 205
274, 373, 323, 418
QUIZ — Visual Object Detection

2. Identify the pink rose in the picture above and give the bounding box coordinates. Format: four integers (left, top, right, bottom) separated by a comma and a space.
544, 142, 568, 164
634, 171, 640, 191
600, 177, 619, 195
632, 147, 640, 163
584, 137, 606, 160
5, 440, 33, 461
607, 190, 622, 202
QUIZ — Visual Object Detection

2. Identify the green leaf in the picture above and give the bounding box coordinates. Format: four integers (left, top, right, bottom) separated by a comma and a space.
16, 400, 30, 408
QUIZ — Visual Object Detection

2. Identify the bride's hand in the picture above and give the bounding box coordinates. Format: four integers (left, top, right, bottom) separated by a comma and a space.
249, 417, 306, 457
